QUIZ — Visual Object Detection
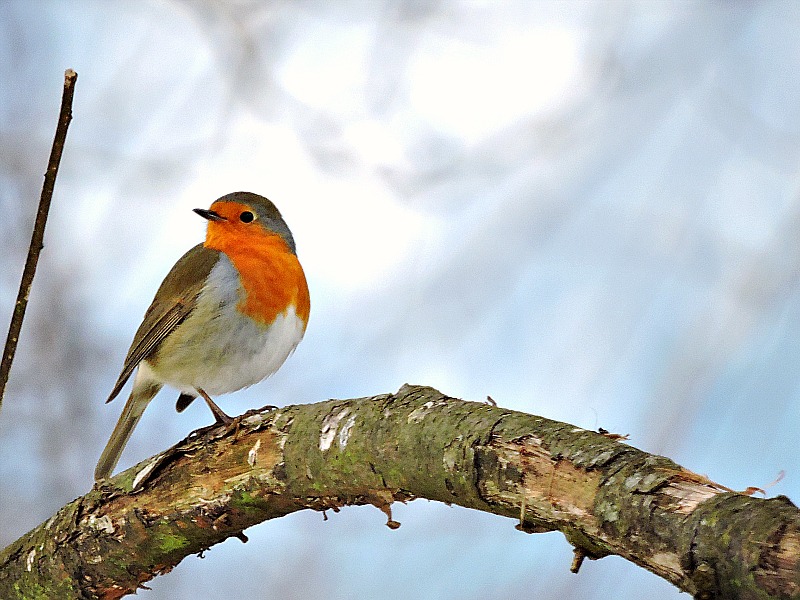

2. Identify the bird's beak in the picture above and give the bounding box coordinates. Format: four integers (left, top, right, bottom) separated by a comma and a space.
193, 208, 226, 222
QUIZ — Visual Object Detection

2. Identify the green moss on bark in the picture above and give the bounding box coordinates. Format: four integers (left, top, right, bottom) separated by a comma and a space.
1, 385, 798, 599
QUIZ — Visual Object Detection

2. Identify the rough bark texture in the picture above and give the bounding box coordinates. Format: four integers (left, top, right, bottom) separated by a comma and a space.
0, 385, 798, 599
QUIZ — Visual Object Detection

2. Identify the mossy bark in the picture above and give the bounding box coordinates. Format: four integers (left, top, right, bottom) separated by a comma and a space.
0, 385, 797, 599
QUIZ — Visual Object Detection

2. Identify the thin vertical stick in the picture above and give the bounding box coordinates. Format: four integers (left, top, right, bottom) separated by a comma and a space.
0, 69, 78, 411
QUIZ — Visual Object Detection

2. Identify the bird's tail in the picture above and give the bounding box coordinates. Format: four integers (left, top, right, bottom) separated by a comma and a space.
94, 375, 161, 482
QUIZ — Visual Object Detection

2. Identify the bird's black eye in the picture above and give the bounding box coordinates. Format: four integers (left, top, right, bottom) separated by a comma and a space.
239, 211, 255, 223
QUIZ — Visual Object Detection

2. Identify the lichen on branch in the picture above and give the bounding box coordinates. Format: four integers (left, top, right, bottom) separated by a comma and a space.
0, 385, 798, 599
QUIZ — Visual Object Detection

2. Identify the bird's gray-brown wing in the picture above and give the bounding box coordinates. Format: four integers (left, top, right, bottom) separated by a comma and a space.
106, 244, 221, 403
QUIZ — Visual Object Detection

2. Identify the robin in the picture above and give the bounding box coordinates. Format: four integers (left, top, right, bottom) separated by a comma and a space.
94, 191, 309, 482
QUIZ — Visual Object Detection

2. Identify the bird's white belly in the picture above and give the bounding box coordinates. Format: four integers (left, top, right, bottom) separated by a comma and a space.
147, 254, 306, 395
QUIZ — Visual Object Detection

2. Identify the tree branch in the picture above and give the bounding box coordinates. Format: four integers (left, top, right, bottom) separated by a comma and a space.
1, 385, 797, 599
0, 69, 77, 411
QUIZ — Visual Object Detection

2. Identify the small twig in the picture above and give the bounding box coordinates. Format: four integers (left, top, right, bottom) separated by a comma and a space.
0, 69, 77, 412
570, 547, 587, 574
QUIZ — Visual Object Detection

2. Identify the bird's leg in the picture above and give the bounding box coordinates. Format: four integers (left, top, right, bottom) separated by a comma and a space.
196, 388, 233, 425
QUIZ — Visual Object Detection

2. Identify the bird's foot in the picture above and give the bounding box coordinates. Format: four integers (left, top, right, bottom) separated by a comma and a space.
197, 388, 234, 425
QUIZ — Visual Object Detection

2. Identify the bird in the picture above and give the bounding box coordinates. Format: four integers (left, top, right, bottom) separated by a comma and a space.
94, 191, 309, 482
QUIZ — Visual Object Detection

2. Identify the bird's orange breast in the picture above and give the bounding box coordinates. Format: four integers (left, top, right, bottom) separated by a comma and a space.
204, 227, 310, 329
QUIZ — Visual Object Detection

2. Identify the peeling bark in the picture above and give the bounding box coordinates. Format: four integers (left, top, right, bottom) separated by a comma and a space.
0, 385, 798, 599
